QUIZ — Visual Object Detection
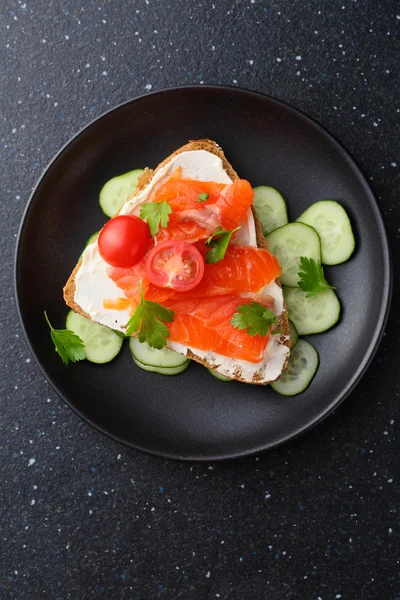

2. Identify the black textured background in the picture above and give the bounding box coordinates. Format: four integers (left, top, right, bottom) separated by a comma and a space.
1, 1, 399, 599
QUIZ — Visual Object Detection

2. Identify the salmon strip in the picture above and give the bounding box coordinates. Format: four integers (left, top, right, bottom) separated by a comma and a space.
153, 172, 254, 243
166, 295, 270, 363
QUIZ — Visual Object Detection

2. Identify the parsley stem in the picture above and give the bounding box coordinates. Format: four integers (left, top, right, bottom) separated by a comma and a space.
44, 310, 54, 331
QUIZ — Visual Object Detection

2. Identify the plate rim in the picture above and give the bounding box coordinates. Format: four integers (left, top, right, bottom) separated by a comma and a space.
14, 84, 393, 461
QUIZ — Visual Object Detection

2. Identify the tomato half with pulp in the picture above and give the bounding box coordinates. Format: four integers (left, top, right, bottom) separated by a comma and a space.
145, 240, 205, 291
98, 215, 151, 267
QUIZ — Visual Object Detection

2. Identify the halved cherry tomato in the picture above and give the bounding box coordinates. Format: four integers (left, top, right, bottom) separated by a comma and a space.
145, 240, 205, 291
98, 215, 151, 267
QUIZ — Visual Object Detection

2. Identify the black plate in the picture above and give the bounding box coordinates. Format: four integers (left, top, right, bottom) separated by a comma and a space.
15, 86, 392, 461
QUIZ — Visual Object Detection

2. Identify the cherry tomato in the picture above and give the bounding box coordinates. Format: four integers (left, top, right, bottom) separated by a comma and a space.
145, 240, 205, 291
98, 215, 151, 267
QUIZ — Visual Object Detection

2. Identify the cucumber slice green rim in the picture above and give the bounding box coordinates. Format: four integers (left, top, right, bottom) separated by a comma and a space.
65, 311, 124, 364
271, 339, 319, 396
129, 337, 188, 368
99, 169, 144, 218
207, 368, 233, 382
283, 287, 341, 335
253, 186, 289, 236
80, 231, 99, 259
288, 320, 299, 349
296, 200, 355, 265
266, 222, 322, 287
133, 356, 190, 375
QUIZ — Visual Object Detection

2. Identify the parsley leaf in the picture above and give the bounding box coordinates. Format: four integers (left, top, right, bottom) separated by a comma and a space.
140, 201, 172, 236
125, 283, 175, 349
297, 256, 336, 298
231, 302, 282, 337
44, 311, 85, 365
205, 226, 240, 264
197, 193, 209, 202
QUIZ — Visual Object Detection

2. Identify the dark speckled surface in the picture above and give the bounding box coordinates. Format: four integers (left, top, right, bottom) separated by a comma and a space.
1, 1, 399, 599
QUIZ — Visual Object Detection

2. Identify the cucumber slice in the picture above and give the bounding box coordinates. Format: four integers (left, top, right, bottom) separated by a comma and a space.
271, 340, 318, 396
208, 368, 233, 382
86, 231, 99, 246
80, 231, 99, 259
289, 320, 298, 349
66, 311, 123, 363
266, 223, 321, 287
99, 169, 144, 218
133, 356, 190, 375
296, 201, 355, 265
283, 287, 341, 335
129, 337, 188, 368
253, 186, 288, 235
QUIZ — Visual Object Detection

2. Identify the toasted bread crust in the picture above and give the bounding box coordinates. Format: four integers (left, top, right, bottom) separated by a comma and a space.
63, 139, 290, 384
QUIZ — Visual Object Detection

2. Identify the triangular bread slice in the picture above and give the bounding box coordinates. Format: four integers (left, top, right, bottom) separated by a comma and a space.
64, 139, 290, 384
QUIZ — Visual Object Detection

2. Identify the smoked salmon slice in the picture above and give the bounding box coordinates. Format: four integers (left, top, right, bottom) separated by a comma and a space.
184, 244, 281, 297
153, 171, 254, 243
165, 295, 271, 363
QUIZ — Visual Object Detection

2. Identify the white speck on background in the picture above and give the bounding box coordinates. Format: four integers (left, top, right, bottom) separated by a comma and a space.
145, 84, 152, 90
391, 162, 397, 167
276, 57, 281, 62
296, 55, 302, 60
206, 571, 211, 578
30, 499, 35, 505
28, 458, 35, 466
